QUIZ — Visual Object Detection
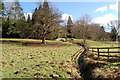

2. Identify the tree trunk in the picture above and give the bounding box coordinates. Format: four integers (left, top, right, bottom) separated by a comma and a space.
116, 34, 119, 43
83, 34, 86, 45
42, 36, 46, 45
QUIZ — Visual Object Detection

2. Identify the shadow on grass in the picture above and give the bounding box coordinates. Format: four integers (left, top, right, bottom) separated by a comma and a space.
2, 40, 21, 43
78, 52, 120, 80
99, 57, 120, 63
1, 40, 71, 47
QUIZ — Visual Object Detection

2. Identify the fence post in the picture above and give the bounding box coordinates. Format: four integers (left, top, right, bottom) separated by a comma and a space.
97, 48, 99, 57
108, 48, 109, 59
92, 48, 93, 53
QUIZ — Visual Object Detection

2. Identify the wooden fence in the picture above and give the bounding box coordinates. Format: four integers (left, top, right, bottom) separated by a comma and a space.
88, 47, 120, 58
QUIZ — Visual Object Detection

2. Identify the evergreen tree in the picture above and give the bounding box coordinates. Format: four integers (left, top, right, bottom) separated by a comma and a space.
0, 1, 6, 35
32, 8, 37, 24
7, 0, 26, 38
27, 14, 31, 23
111, 27, 117, 41
2, 17, 11, 37
108, 20, 119, 42
66, 16, 74, 38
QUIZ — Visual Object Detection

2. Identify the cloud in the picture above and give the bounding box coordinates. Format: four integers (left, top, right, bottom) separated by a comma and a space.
61, 14, 73, 21
94, 13, 117, 26
95, 6, 108, 12
95, 2, 118, 12
109, 2, 118, 12
24, 13, 33, 20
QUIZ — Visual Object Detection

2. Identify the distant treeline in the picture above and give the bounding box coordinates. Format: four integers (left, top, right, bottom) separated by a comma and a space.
0, 0, 120, 44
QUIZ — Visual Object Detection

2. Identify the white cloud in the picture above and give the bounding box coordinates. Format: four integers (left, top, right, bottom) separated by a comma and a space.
109, 2, 118, 12
95, 6, 108, 12
95, 2, 118, 12
94, 13, 117, 26
61, 14, 73, 21
24, 13, 33, 20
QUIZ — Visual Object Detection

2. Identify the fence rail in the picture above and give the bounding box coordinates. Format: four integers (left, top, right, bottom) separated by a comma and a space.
88, 47, 120, 58
89, 47, 120, 49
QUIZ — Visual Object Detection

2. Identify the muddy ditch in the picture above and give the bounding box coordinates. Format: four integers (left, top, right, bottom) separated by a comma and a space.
71, 42, 120, 80
77, 48, 120, 80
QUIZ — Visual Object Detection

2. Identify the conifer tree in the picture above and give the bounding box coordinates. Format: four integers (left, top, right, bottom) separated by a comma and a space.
32, 8, 37, 24
27, 14, 31, 23
66, 16, 74, 38
5, 0, 27, 38
2, 17, 11, 37
111, 27, 117, 41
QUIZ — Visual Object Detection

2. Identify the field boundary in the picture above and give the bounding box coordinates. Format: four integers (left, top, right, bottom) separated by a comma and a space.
88, 47, 120, 58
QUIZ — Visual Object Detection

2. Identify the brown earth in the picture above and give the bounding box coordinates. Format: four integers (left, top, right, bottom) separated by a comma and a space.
21, 42, 71, 47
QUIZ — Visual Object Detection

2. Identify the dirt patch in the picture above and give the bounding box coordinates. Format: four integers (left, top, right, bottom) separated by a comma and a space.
2, 40, 72, 47
21, 42, 71, 47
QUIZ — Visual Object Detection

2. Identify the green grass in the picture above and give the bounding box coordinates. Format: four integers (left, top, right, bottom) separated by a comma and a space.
72, 38, 120, 78
1, 38, 120, 78
72, 39, 120, 56
72, 38, 119, 47
1, 38, 81, 78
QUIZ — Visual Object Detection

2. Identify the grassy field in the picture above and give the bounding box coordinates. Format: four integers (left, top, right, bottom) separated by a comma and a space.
1, 38, 82, 78
73, 39, 120, 56
1, 38, 120, 78
72, 38, 119, 47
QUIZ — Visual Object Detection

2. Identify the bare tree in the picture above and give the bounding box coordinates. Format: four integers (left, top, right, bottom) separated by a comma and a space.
79, 14, 92, 47
32, 1, 62, 44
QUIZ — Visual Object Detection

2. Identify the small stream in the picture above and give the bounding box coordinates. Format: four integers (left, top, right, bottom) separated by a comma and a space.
77, 46, 93, 80
71, 42, 94, 80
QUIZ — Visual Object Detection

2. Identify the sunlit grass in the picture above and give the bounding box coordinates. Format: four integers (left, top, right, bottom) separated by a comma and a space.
72, 38, 119, 47
1, 38, 120, 78
1, 39, 80, 78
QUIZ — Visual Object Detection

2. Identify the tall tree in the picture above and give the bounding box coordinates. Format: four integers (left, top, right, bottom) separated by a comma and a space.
66, 16, 74, 38
110, 27, 117, 41
6, 2, 15, 19
13, 0, 23, 19
27, 14, 31, 23
108, 20, 119, 42
0, 1, 6, 17
5, 0, 26, 38
0, 1, 6, 36
0, 1, 6, 30
79, 14, 92, 47
32, 8, 37, 24
98, 26, 107, 40
2, 17, 10, 38
32, 1, 62, 44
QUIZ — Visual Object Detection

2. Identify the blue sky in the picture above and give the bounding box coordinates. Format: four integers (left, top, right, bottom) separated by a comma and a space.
20, 2, 118, 32
21, 2, 117, 20
54, 2, 117, 20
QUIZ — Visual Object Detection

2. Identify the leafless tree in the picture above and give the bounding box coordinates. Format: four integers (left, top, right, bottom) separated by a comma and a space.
79, 14, 92, 47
